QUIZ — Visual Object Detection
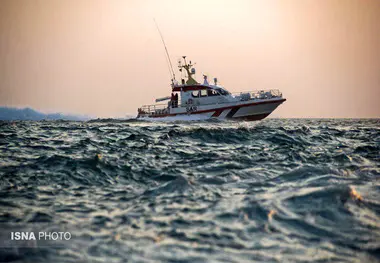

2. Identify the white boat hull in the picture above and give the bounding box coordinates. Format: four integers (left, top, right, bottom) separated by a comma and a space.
137, 98, 286, 121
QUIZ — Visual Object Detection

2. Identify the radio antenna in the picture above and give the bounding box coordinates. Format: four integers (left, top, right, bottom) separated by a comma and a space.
153, 19, 176, 81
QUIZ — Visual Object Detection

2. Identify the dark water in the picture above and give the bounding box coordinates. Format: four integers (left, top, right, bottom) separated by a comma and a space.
0, 119, 379, 263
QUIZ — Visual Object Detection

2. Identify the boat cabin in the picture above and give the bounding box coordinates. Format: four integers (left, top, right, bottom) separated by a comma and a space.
137, 56, 283, 117
171, 84, 235, 108
168, 56, 236, 108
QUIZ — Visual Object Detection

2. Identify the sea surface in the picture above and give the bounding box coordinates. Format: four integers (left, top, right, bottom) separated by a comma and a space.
0, 118, 379, 263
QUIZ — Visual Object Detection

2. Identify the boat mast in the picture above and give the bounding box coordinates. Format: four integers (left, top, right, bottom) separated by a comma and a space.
153, 19, 176, 83
179, 56, 198, 85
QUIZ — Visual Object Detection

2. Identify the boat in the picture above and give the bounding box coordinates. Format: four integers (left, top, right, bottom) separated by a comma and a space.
137, 56, 286, 121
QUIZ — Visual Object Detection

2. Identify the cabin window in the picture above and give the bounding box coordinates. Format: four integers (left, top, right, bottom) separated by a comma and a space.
209, 90, 219, 96
200, 90, 208, 97
216, 88, 229, 96
192, 91, 199, 97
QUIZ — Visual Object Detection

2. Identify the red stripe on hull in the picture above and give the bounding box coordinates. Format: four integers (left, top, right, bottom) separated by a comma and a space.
212, 109, 223, 117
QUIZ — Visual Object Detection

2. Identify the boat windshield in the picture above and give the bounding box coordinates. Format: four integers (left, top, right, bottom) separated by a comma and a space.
215, 88, 230, 96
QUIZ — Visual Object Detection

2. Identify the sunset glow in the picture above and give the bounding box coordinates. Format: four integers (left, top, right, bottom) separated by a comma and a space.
1, 0, 379, 117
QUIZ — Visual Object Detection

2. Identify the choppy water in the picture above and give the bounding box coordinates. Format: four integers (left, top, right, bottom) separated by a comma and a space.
0, 118, 379, 263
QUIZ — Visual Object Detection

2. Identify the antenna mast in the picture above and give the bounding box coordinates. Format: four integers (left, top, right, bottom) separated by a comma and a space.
153, 19, 176, 81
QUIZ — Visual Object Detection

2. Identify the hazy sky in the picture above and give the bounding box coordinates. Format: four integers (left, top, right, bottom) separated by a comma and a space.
0, 0, 379, 118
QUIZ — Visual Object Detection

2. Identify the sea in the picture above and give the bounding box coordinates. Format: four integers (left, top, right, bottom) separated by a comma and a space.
0, 118, 379, 263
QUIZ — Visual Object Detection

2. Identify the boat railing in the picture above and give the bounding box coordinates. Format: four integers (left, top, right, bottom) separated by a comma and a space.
138, 103, 169, 115
231, 89, 282, 101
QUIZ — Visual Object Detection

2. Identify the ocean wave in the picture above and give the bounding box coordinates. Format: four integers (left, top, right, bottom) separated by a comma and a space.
0, 119, 379, 262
